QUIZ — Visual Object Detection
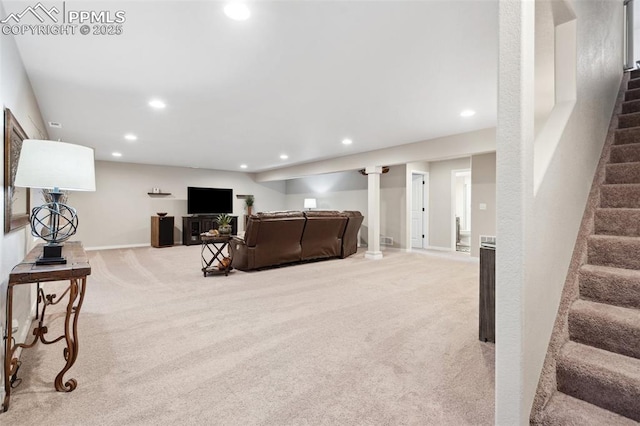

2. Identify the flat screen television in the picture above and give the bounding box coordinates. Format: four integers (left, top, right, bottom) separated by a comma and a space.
187, 187, 233, 214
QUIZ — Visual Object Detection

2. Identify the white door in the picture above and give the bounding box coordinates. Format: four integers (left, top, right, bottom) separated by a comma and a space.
411, 174, 424, 248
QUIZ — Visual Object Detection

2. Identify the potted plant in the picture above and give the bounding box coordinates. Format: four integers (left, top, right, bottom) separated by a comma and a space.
216, 213, 233, 235
245, 195, 254, 216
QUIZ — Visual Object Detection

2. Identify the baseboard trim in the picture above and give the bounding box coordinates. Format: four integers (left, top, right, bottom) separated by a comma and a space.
85, 243, 150, 251
425, 245, 453, 252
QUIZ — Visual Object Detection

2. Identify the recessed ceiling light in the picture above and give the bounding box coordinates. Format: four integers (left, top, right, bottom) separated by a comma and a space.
112, 152, 122, 157
224, 3, 251, 21
240, 164, 248, 169
124, 133, 138, 141
148, 99, 166, 109
280, 154, 288, 160
460, 109, 476, 117
48, 121, 62, 128
342, 138, 353, 145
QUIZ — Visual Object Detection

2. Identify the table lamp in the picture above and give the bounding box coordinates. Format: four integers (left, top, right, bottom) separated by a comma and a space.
13, 139, 96, 265
303, 198, 317, 210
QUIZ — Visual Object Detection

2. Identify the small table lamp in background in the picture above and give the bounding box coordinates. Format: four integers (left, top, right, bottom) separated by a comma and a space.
304, 198, 317, 210
14, 139, 96, 265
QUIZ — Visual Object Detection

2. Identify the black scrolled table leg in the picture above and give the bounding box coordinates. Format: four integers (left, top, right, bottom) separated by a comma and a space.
3, 285, 14, 412
54, 277, 87, 392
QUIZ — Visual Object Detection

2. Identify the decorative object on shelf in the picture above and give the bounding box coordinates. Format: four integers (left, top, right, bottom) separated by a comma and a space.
4, 108, 31, 234
216, 213, 233, 235
13, 139, 96, 265
358, 166, 390, 176
151, 187, 161, 194
245, 194, 254, 216
304, 198, 317, 210
157, 212, 168, 217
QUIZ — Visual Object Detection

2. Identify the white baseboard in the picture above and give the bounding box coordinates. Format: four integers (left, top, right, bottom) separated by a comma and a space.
425, 245, 453, 252
85, 243, 150, 251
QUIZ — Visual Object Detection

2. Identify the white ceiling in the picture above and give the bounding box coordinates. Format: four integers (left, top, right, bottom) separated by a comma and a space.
6, 0, 497, 173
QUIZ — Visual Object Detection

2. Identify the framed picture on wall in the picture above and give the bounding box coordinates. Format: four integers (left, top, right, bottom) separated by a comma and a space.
4, 108, 31, 233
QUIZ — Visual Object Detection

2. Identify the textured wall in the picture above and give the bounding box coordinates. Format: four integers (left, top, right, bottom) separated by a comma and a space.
470, 153, 496, 258
427, 157, 471, 249
0, 19, 49, 403
496, 0, 623, 423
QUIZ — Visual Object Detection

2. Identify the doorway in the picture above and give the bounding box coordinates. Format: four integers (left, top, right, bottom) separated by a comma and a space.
451, 169, 471, 253
411, 172, 428, 249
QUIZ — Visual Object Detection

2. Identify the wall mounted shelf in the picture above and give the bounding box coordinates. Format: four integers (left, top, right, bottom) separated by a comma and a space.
147, 193, 172, 196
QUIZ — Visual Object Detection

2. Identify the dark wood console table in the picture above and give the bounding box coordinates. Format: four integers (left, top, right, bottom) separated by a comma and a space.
182, 215, 238, 246
3, 242, 91, 412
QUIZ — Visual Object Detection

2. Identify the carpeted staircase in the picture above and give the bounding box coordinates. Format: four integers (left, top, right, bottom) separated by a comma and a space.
537, 71, 640, 425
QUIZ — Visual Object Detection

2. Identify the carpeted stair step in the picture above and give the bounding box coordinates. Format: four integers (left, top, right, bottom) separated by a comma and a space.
600, 184, 640, 208
623, 100, 640, 115
557, 341, 640, 421
605, 162, 640, 183
588, 234, 640, 270
610, 142, 640, 163
629, 79, 640, 91
625, 88, 640, 102
595, 208, 640, 237
618, 112, 640, 129
630, 69, 640, 80
579, 264, 640, 310
622, 99, 640, 114
538, 392, 638, 426
568, 299, 640, 359
614, 127, 640, 145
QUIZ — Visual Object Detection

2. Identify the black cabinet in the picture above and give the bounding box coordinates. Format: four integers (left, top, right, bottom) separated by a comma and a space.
151, 216, 174, 248
182, 215, 238, 246
479, 246, 495, 343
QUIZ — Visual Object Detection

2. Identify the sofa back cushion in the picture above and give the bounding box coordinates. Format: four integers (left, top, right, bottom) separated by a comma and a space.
340, 211, 364, 258
245, 211, 306, 267
300, 211, 348, 260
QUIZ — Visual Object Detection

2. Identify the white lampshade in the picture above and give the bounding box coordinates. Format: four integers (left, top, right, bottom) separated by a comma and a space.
304, 198, 317, 209
14, 140, 96, 191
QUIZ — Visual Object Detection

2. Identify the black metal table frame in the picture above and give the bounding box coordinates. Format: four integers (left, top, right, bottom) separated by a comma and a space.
201, 235, 233, 276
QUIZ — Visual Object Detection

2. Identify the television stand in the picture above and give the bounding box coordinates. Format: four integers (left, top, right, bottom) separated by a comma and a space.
182, 215, 238, 246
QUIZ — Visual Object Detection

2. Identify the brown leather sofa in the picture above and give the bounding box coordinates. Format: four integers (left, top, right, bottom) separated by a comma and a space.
340, 211, 364, 258
230, 210, 363, 271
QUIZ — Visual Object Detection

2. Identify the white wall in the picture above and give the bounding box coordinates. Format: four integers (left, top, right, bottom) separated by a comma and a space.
470, 153, 496, 258
380, 165, 406, 249
427, 157, 471, 250
71, 161, 286, 249
0, 21, 49, 403
285, 170, 367, 211
496, 0, 623, 424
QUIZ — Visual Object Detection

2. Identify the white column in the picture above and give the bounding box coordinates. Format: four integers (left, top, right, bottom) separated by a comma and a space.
496, 1, 534, 425
365, 166, 383, 260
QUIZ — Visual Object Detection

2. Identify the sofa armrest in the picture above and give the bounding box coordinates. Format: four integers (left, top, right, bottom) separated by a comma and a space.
230, 236, 249, 270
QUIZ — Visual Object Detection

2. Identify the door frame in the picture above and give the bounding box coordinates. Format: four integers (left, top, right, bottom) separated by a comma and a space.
451, 168, 471, 251
406, 170, 429, 251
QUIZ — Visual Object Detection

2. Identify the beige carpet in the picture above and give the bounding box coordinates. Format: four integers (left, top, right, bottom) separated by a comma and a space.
2, 246, 494, 425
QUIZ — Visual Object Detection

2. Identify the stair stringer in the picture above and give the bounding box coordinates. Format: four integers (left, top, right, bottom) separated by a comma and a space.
529, 72, 628, 424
